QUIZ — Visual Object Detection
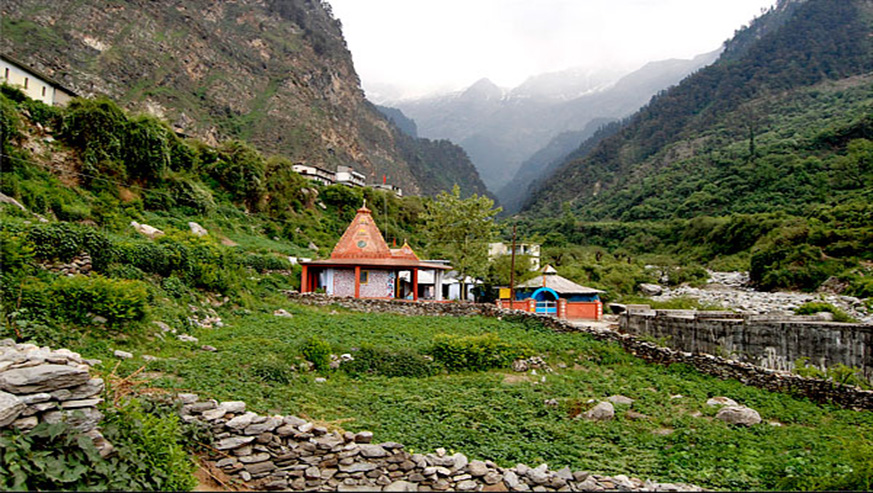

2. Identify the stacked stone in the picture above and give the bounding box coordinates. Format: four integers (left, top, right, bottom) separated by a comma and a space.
39, 251, 92, 276
178, 394, 700, 492
0, 339, 112, 456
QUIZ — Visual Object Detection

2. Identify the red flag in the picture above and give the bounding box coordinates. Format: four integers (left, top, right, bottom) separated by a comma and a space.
383, 174, 387, 184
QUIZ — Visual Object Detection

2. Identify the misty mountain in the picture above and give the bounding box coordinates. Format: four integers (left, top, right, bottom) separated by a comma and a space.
394, 50, 720, 193
0, 0, 489, 197
522, 0, 872, 221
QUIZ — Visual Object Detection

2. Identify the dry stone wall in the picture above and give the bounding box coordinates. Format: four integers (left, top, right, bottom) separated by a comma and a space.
178, 393, 701, 492
286, 293, 873, 410
0, 339, 112, 456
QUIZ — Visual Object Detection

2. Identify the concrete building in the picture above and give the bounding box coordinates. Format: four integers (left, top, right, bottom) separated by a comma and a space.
1, 54, 76, 106
335, 165, 366, 188
292, 164, 335, 186
488, 242, 541, 271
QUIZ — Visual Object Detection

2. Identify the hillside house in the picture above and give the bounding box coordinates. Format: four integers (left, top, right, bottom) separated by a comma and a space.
1, 54, 76, 106
292, 164, 335, 186
499, 265, 604, 320
336, 165, 366, 188
488, 242, 541, 271
300, 204, 451, 300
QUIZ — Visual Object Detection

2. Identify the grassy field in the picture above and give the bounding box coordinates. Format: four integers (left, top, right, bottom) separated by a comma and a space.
95, 296, 873, 491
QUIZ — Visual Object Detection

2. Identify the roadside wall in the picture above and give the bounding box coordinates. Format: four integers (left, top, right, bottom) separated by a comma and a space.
619, 309, 872, 379
286, 293, 873, 410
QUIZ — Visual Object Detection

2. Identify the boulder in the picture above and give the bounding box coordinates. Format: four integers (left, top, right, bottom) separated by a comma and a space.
706, 396, 739, 407
581, 401, 614, 422
130, 221, 164, 238
638, 283, 663, 296
607, 395, 634, 406
188, 222, 208, 237
715, 406, 761, 426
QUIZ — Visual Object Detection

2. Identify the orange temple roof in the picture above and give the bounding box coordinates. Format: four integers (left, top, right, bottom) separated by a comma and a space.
303, 205, 450, 270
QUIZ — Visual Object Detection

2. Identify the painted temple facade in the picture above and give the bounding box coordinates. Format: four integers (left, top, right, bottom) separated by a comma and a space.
299, 205, 451, 300
498, 265, 604, 320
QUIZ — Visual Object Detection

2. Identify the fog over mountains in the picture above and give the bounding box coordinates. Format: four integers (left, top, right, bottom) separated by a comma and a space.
379, 49, 721, 208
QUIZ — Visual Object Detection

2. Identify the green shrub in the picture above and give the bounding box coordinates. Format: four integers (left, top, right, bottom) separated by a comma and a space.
0, 93, 21, 149
0, 421, 118, 490
101, 399, 197, 491
20, 275, 149, 326
341, 346, 439, 378
27, 222, 113, 268
430, 333, 531, 372
0, 230, 34, 276
302, 335, 331, 371
794, 302, 856, 323
251, 357, 294, 384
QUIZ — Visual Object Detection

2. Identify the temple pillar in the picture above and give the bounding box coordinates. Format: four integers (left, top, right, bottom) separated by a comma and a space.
434, 270, 444, 301
354, 266, 361, 299
301, 265, 309, 293
412, 268, 419, 301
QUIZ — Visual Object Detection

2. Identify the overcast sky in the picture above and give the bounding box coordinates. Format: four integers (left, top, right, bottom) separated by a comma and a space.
328, 0, 776, 101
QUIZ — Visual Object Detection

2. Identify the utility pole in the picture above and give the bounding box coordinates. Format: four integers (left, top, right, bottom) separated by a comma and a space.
509, 223, 517, 310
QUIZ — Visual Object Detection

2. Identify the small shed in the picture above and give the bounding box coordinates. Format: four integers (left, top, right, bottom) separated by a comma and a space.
504, 265, 604, 320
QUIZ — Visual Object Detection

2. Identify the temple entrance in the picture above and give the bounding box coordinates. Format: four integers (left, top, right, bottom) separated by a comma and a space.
531, 287, 559, 315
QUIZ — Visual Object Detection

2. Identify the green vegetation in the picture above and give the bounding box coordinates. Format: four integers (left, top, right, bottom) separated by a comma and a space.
0, 401, 196, 491
794, 302, 857, 323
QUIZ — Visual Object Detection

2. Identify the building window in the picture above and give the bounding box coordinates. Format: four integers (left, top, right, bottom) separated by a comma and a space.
24, 77, 29, 89
3, 68, 8, 80
359, 270, 369, 285
41, 86, 46, 97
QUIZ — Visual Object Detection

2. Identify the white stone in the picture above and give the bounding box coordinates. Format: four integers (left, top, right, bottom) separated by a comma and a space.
706, 396, 739, 407
715, 405, 761, 426
188, 222, 208, 236
0, 391, 26, 427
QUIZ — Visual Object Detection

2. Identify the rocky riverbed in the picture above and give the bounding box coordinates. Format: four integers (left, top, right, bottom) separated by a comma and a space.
651, 271, 872, 324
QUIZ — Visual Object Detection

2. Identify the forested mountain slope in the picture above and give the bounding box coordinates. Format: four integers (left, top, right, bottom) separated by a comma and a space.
0, 0, 488, 196
523, 0, 873, 219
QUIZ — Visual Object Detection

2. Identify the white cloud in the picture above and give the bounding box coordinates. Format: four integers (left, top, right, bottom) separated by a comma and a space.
328, 0, 775, 100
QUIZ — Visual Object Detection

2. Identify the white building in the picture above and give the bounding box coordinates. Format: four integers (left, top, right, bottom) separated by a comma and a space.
336, 165, 366, 188
1, 54, 76, 106
488, 242, 541, 271
292, 164, 335, 186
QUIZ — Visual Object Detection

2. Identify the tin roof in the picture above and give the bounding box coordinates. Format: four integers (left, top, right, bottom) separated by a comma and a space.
516, 265, 604, 294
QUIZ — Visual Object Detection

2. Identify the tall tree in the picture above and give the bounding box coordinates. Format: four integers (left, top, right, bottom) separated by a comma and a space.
423, 185, 501, 300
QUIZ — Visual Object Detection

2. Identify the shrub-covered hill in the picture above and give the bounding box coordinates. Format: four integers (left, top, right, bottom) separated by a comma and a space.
0, 0, 489, 197
0, 84, 447, 322
510, 0, 873, 294
523, 0, 872, 220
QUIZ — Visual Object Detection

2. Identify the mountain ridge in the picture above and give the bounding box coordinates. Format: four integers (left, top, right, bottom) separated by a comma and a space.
0, 0, 489, 197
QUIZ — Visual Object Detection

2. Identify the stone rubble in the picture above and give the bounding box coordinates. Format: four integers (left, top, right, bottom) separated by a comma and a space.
39, 251, 92, 276
0, 339, 112, 456
177, 393, 703, 492
653, 270, 872, 324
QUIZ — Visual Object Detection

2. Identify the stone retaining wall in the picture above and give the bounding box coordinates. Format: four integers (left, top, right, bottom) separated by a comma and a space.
286, 293, 873, 410
619, 309, 872, 379
0, 339, 112, 456
177, 393, 699, 492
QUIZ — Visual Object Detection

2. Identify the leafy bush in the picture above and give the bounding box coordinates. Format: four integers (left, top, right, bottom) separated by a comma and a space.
794, 301, 856, 323
341, 346, 439, 378
0, 92, 21, 149
27, 222, 113, 268
0, 421, 118, 490
0, 230, 34, 276
429, 333, 531, 372
302, 335, 331, 371
20, 275, 149, 326
101, 399, 197, 491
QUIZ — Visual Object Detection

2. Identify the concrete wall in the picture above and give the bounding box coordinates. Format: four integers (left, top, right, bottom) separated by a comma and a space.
1, 58, 74, 106
620, 309, 872, 378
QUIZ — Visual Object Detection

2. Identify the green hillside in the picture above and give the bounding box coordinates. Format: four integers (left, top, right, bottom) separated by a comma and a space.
517, 0, 873, 293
